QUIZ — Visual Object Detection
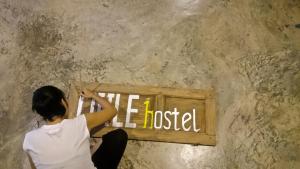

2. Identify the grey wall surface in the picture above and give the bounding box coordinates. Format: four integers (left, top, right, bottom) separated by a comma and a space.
0, 0, 299, 169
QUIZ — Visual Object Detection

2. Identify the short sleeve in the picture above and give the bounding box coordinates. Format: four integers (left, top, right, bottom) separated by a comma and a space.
75, 114, 90, 139
22, 134, 30, 152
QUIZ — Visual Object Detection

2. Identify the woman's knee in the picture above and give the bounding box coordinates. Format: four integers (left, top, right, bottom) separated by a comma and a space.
113, 129, 128, 142
104, 129, 128, 144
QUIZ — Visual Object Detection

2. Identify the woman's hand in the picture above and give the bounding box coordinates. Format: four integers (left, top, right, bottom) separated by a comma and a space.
80, 88, 95, 99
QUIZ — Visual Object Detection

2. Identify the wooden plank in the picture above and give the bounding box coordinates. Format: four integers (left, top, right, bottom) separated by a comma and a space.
92, 127, 216, 145
205, 96, 216, 136
67, 82, 79, 119
67, 82, 216, 145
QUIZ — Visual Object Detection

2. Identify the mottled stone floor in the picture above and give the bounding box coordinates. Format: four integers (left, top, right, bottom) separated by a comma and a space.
0, 0, 299, 168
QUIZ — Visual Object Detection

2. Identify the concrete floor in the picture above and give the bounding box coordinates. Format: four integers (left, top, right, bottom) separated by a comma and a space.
0, 0, 299, 168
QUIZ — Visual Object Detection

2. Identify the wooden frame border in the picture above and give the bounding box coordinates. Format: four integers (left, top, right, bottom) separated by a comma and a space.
67, 82, 216, 145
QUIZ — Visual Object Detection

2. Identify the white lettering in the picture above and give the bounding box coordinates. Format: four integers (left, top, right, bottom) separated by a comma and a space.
112, 94, 123, 127
172, 108, 180, 131
163, 111, 172, 130
125, 95, 139, 128
182, 112, 192, 131
192, 109, 201, 132
154, 111, 163, 129
76, 96, 84, 116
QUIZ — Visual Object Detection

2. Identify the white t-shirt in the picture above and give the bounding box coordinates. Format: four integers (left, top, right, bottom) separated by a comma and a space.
23, 114, 97, 169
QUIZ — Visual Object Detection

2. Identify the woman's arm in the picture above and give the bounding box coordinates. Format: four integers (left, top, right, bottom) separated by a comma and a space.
80, 88, 117, 131
27, 153, 37, 169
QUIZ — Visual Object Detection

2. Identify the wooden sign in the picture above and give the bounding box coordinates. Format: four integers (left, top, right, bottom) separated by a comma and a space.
67, 82, 216, 145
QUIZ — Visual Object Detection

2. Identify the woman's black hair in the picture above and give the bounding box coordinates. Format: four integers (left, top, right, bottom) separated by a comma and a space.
32, 85, 66, 122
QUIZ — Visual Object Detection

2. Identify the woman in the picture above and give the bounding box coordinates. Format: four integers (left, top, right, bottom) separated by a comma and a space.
23, 85, 128, 169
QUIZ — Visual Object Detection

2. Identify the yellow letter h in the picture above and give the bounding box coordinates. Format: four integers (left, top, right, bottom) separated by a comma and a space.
143, 99, 153, 129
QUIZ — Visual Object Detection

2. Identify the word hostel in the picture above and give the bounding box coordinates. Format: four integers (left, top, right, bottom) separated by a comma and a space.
76, 93, 201, 132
